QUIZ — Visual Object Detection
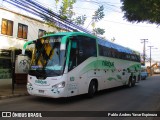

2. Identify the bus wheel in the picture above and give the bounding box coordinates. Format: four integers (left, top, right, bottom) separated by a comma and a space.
127, 77, 132, 88
131, 77, 136, 87
88, 80, 97, 98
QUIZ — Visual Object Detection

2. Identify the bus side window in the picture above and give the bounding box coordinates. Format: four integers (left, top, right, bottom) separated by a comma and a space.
98, 44, 104, 56
68, 36, 97, 71
77, 36, 97, 65
68, 40, 78, 71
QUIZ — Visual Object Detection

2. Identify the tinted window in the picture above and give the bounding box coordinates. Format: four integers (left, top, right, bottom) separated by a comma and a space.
68, 35, 97, 71
1, 18, 13, 36
17, 23, 28, 39
77, 36, 97, 64
98, 43, 140, 62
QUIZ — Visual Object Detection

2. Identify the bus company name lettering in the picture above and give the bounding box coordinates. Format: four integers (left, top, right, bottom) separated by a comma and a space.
35, 80, 47, 84
102, 61, 114, 68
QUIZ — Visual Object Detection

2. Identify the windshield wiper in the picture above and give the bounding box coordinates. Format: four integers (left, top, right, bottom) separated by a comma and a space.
44, 67, 61, 76
31, 68, 46, 77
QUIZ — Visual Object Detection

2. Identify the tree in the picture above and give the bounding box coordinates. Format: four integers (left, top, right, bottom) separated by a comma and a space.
111, 37, 116, 42
92, 5, 105, 23
73, 15, 87, 25
53, 1, 105, 35
91, 5, 105, 35
55, 0, 87, 25
121, 0, 160, 24
93, 28, 105, 35
91, 5, 105, 28
42, 9, 65, 31
59, 0, 76, 20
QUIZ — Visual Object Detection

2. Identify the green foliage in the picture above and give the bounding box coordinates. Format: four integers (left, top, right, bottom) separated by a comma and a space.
58, 0, 87, 25
42, 9, 64, 30
73, 15, 87, 25
92, 5, 105, 22
111, 37, 116, 42
91, 5, 105, 35
52, 1, 105, 35
93, 28, 105, 35
59, 0, 76, 20
55, 0, 59, 4
121, 0, 160, 24
55, 0, 60, 10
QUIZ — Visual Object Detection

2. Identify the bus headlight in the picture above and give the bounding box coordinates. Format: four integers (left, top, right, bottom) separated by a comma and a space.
27, 82, 32, 86
52, 81, 65, 88
27, 82, 33, 90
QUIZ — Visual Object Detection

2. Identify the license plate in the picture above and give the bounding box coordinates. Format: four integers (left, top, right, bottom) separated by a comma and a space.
39, 90, 45, 93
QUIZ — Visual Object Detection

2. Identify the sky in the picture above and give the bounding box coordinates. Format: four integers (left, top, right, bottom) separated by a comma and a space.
1, 0, 160, 62
42, 0, 160, 62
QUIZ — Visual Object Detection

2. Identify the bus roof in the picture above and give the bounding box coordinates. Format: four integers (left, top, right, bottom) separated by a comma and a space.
43, 32, 96, 39
98, 38, 138, 54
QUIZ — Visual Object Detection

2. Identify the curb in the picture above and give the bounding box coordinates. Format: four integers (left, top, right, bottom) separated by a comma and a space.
0, 93, 29, 100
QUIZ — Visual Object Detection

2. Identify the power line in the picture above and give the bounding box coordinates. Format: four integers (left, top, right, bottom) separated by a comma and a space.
78, 0, 121, 8
76, 0, 122, 13
3, 0, 160, 35
72, 11, 159, 29
4, 0, 93, 34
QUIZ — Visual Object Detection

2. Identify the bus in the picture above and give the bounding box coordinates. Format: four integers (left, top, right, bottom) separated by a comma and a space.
25, 32, 141, 98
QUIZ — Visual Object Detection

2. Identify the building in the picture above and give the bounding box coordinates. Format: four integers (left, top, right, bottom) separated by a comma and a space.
0, 6, 63, 87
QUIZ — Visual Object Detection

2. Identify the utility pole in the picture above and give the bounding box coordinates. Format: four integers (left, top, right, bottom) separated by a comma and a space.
148, 46, 157, 76
141, 39, 148, 66
11, 47, 15, 94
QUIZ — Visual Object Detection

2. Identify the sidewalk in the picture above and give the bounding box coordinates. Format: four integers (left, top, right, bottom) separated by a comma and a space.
0, 84, 29, 100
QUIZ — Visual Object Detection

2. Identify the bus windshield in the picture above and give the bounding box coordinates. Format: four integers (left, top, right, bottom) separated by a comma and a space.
29, 35, 66, 77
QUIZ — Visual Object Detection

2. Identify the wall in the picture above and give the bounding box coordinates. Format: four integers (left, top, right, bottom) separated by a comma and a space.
0, 7, 59, 86
0, 7, 58, 49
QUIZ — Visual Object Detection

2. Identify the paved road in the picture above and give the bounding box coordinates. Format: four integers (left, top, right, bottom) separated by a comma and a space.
0, 75, 160, 120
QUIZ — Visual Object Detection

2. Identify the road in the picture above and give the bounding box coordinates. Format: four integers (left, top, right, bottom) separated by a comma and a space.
0, 75, 160, 120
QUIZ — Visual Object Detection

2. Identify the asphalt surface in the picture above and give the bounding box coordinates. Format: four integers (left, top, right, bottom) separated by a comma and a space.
0, 75, 160, 120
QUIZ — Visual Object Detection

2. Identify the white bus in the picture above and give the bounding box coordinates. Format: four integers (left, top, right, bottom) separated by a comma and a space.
25, 32, 141, 98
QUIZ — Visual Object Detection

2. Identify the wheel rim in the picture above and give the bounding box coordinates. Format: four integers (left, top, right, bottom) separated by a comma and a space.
129, 81, 132, 87
92, 83, 96, 93
128, 80, 132, 87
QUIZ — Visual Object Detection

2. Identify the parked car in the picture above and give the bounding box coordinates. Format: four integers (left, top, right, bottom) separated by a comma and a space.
141, 71, 148, 80
141, 66, 148, 80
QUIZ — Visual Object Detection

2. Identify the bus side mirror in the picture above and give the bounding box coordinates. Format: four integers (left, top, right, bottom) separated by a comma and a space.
22, 49, 26, 55
22, 40, 35, 55
60, 44, 66, 50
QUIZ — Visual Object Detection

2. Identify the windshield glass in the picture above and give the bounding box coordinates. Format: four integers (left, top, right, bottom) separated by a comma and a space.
29, 35, 66, 77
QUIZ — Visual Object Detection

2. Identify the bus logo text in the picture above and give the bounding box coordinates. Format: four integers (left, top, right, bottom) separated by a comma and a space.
35, 80, 47, 84
102, 61, 114, 67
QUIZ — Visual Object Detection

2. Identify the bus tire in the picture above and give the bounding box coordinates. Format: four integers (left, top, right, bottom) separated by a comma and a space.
127, 77, 132, 88
131, 77, 136, 87
87, 80, 97, 98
